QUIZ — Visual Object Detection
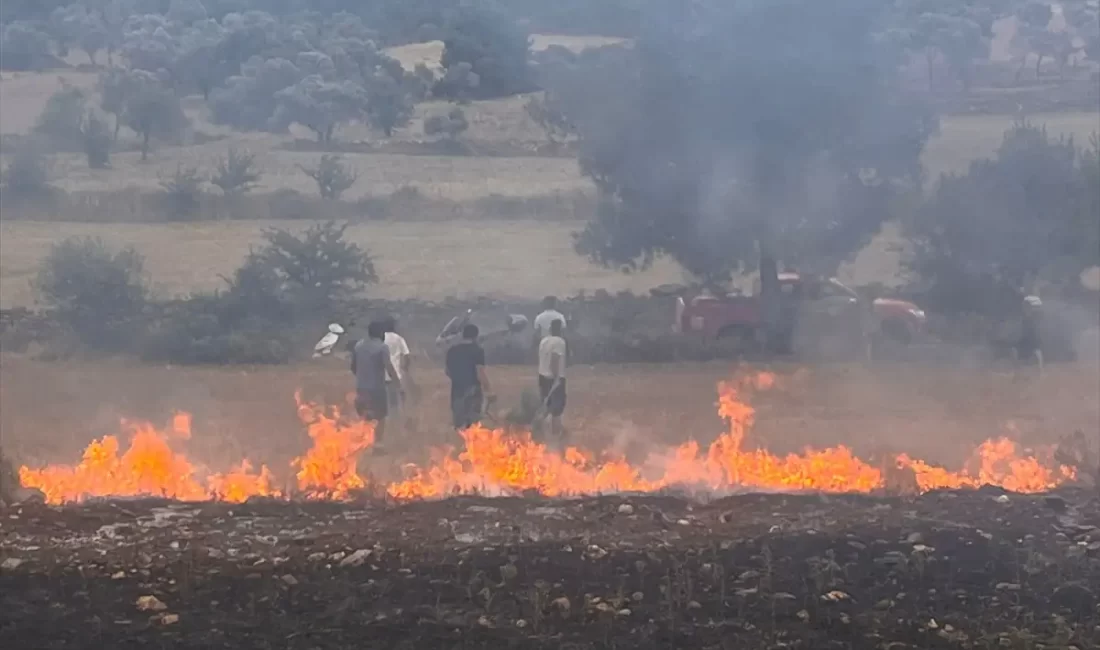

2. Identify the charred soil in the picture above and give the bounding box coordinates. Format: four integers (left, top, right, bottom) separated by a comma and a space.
2, 489, 1099, 649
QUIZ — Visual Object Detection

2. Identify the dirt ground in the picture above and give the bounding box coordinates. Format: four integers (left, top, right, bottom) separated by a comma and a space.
2, 358, 1097, 488
2, 489, 1099, 649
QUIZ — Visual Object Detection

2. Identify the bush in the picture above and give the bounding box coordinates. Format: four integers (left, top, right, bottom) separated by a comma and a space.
423, 107, 469, 141
248, 221, 377, 307
211, 147, 261, 196
300, 155, 358, 200
34, 237, 147, 350
159, 165, 205, 220
82, 113, 112, 169
139, 307, 291, 365
1, 142, 54, 201
34, 83, 88, 146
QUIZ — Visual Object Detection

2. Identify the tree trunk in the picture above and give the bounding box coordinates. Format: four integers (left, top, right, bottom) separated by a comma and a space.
925, 49, 936, 90
86, 49, 96, 66
141, 130, 150, 161
107, 47, 114, 67
1035, 54, 1043, 79
758, 246, 785, 354
112, 115, 121, 143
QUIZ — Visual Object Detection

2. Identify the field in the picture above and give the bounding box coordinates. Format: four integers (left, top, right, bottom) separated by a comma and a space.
3, 489, 1098, 649
2, 361, 1099, 648
3, 359, 1097, 493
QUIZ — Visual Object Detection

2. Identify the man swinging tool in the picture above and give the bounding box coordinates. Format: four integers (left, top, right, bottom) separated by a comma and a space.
536, 318, 567, 440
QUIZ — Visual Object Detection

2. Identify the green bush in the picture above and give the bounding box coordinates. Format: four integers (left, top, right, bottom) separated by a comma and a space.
139, 294, 292, 365
34, 237, 147, 350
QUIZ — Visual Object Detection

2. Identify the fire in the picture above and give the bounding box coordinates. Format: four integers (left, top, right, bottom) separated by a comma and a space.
291, 392, 375, 499
17, 371, 1080, 505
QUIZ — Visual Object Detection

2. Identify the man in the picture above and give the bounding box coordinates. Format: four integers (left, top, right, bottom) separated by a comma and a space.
351, 321, 401, 451
380, 316, 411, 419
446, 323, 493, 431
532, 296, 566, 347
537, 318, 568, 439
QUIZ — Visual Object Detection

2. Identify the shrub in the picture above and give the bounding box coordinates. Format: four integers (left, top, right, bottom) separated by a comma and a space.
139, 304, 291, 365
34, 83, 88, 146
249, 221, 378, 307
211, 147, 261, 196
423, 107, 469, 141
300, 154, 358, 200
159, 164, 205, 220
1, 142, 54, 200
34, 237, 147, 350
81, 113, 111, 169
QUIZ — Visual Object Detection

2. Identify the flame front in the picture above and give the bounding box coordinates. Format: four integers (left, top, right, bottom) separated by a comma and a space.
291, 392, 375, 499
18, 372, 1079, 504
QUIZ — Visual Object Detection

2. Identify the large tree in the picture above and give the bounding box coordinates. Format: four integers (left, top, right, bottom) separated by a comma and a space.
570, 0, 937, 287
906, 123, 1100, 312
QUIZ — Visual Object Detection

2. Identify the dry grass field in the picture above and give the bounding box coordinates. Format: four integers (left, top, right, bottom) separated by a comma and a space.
2, 357, 1096, 488
0, 219, 909, 308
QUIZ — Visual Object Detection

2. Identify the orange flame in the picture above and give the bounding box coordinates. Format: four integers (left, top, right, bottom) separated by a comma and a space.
18, 372, 1079, 505
290, 392, 375, 499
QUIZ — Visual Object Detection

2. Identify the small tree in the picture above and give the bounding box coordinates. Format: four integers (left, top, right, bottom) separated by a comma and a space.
525, 93, 574, 146
300, 154, 358, 200
249, 221, 377, 307
159, 164, 205, 220
424, 107, 469, 142
363, 70, 416, 137
34, 83, 89, 145
119, 70, 189, 161
211, 147, 261, 196
82, 112, 112, 169
35, 237, 147, 349
1, 143, 53, 200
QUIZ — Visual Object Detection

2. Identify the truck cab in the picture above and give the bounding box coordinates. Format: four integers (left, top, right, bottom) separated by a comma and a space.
675, 273, 926, 348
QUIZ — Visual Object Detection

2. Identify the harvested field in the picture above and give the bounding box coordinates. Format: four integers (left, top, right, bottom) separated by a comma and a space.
2, 490, 1099, 649
2, 360, 1098, 648
2, 359, 1096, 498
0, 220, 907, 308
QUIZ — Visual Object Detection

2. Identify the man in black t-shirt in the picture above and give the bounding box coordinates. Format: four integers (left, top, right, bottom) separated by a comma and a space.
445, 324, 493, 431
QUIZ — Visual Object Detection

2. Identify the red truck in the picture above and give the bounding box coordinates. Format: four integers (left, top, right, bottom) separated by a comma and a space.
673, 272, 926, 350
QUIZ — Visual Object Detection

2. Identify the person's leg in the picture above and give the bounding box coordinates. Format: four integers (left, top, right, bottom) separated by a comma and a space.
371, 389, 389, 452
550, 379, 566, 439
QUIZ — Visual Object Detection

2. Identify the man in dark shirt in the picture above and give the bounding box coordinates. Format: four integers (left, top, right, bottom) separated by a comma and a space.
445, 324, 493, 431
351, 321, 401, 451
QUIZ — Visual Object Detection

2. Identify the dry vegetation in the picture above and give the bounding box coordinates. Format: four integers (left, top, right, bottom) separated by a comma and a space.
0, 219, 910, 308
2, 358, 1095, 483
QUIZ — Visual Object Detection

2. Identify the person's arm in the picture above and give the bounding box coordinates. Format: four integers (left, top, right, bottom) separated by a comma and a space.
399, 337, 412, 378
350, 348, 357, 375
551, 339, 565, 382
475, 347, 491, 396
384, 355, 401, 389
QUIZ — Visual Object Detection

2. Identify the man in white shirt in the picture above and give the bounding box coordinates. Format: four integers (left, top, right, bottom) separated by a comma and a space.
537, 318, 567, 439
380, 316, 411, 423
533, 296, 566, 344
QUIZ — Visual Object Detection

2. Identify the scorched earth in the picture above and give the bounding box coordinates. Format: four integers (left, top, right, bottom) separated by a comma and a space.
2, 368, 1097, 650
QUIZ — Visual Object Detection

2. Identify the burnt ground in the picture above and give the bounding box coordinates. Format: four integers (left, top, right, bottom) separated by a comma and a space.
2, 489, 1099, 650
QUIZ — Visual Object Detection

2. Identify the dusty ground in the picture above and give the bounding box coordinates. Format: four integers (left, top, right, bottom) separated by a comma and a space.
2, 358, 1096, 488
2, 489, 1099, 649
